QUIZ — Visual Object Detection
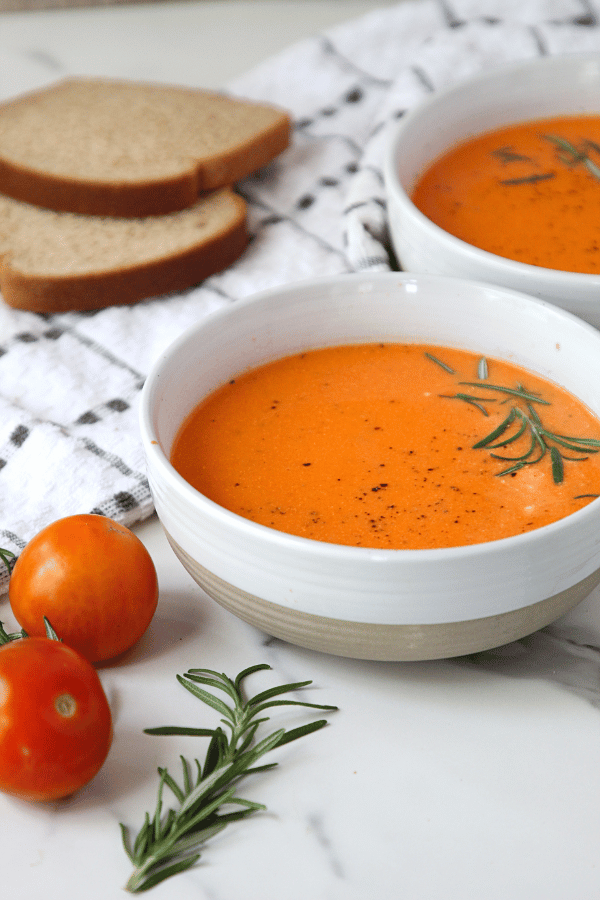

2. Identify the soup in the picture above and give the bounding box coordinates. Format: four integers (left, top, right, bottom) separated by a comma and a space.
170, 343, 600, 549
411, 115, 600, 273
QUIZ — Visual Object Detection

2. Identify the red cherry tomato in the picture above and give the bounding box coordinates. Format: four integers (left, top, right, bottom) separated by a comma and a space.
0, 637, 112, 801
9, 514, 158, 663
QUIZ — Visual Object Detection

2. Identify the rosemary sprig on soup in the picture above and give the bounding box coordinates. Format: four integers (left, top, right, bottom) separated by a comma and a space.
541, 133, 600, 182
410, 114, 600, 273
170, 343, 600, 550
437, 365, 600, 484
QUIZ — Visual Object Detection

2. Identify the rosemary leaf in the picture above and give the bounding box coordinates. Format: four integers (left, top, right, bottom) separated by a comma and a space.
499, 172, 555, 185
447, 393, 493, 415
246, 679, 313, 707
234, 663, 272, 690
529, 422, 548, 462
551, 446, 565, 484
544, 433, 599, 454
484, 414, 528, 449
180, 756, 192, 796
472, 408, 517, 448
127, 852, 202, 893
554, 435, 600, 446
121, 665, 337, 893
250, 698, 339, 716
489, 429, 539, 462
158, 767, 185, 806
495, 460, 529, 477
204, 729, 229, 779
120, 823, 135, 864
273, 719, 331, 747
176, 675, 237, 722
143, 727, 217, 737
459, 382, 549, 404
492, 146, 532, 163
184, 670, 240, 701
542, 133, 585, 163
425, 352, 454, 373
585, 157, 600, 181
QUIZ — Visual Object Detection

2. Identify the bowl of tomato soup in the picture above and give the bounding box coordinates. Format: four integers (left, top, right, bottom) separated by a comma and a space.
140, 272, 600, 661
384, 53, 600, 329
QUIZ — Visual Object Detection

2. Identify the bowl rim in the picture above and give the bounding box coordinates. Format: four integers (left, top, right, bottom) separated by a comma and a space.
139, 270, 600, 563
383, 51, 600, 287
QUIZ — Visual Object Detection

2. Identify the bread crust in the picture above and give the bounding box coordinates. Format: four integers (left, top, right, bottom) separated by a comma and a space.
0, 157, 200, 219
0, 78, 291, 217
0, 191, 247, 313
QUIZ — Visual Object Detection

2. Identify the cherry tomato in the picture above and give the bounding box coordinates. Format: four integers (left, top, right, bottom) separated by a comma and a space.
0, 636, 112, 801
9, 514, 158, 663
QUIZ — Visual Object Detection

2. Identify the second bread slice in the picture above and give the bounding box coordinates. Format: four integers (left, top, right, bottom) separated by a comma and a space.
0, 188, 247, 313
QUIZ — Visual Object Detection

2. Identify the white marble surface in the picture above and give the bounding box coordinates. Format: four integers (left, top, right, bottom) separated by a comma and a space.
3, 2, 600, 899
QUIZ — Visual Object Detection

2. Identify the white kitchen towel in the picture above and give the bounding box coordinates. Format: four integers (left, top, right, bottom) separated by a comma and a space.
1, 0, 599, 592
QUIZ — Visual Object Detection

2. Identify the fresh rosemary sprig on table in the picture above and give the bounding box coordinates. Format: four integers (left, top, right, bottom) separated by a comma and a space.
428, 354, 600, 484
120, 664, 337, 893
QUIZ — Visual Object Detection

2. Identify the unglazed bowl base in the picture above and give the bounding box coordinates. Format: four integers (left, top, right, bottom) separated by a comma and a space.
165, 530, 600, 661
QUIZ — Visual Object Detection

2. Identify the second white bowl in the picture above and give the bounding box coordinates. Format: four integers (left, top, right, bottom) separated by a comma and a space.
384, 53, 600, 329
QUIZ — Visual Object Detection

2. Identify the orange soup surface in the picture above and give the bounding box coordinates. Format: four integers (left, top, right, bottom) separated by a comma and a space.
411, 114, 600, 273
170, 343, 600, 549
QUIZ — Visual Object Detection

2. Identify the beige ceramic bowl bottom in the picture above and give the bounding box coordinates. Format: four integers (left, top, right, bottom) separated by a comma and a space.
166, 530, 600, 661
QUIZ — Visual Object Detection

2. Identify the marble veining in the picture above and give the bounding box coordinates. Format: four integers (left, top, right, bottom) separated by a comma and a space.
463, 618, 600, 707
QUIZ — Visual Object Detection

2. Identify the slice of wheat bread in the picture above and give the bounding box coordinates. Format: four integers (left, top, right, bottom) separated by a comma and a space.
0, 77, 291, 217
0, 188, 247, 313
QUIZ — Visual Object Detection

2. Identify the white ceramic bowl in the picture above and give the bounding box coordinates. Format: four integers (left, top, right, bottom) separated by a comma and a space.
140, 272, 600, 661
384, 53, 600, 330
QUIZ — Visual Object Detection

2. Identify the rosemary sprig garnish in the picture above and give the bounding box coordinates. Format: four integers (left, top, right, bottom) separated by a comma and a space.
542, 133, 600, 182
493, 133, 600, 186
427, 353, 600, 484
120, 664, 337, 893
470, 405, 585, 480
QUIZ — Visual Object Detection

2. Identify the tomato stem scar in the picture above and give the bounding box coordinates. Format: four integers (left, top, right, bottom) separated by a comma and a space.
54, 693, 77, 718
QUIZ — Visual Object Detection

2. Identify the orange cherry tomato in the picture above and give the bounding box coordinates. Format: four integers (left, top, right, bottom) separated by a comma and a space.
9, 514, 158, 663
0, 636, 112, 801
